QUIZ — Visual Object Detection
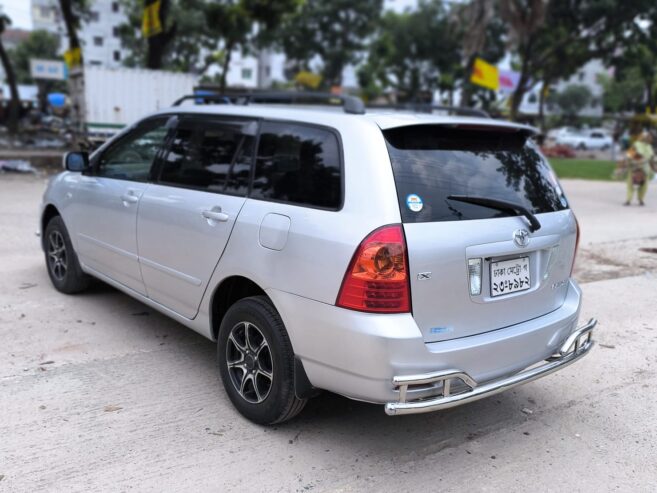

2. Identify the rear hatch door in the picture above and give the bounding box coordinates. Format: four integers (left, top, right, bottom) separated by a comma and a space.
384, 124, 577, 343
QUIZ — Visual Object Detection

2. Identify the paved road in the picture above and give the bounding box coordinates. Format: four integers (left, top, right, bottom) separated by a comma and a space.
1, 175, 656, 492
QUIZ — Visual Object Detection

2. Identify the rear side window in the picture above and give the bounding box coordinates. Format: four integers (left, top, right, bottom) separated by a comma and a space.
252, 122, 342, 209
158, 118, 255, 195
384, 125, 568, 223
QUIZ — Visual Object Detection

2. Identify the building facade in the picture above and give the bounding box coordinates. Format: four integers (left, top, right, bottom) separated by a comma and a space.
31, 0, 126, 68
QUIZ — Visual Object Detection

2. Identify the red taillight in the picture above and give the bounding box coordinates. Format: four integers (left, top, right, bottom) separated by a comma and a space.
336, 224, 411, 313
570, 216, 580, 275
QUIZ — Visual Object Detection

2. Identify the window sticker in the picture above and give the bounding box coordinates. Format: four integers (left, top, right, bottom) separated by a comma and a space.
406, 193, 423, 212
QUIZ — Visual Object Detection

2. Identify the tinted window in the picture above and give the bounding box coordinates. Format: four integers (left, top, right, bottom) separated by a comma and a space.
97, 118, 168, 181
158, 119, 255, 195
252, 122, 341, 209
385, 125, 568, 223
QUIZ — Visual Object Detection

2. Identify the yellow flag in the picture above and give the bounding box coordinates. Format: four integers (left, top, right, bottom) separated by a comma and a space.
63, 47, 82, 68
142, 0, 163, 38
470, 57, 499, 91
294, 71, 322, 89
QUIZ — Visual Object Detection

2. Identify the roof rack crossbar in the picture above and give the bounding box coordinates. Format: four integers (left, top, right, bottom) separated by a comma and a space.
172, 91, 366, 115
172, 94, 232, 106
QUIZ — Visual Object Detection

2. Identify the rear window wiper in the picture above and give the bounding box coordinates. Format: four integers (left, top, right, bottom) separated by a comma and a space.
446, 195, 542, 232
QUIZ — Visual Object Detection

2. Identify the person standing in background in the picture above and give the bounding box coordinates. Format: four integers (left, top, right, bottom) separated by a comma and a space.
624, 131, 655, 206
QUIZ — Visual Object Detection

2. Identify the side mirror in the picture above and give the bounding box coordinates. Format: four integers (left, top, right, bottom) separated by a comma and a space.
63, 151, 90, 172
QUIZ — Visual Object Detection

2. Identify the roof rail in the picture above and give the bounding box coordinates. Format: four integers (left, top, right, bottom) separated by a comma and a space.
368, 103, 490, 118
172, 94, 231, 106
172, 91, 366, 115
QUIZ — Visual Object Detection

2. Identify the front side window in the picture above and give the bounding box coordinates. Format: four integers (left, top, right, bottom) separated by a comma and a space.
158, 118, 255, 195
96, 118, 169, 182
252, 122, 342, 209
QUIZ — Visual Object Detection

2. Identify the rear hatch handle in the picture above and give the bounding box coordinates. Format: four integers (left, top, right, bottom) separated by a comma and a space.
447, 195, 542, 232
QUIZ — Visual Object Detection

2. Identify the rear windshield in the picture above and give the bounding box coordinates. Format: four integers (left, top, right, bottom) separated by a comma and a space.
384, 125, 568, 223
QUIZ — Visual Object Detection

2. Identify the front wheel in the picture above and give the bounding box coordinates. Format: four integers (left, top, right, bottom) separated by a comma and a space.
217, 296, 307, 425
44, 215, 91, 294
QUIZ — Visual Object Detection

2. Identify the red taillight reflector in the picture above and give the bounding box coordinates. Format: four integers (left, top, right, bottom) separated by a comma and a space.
336, 224, 411, 313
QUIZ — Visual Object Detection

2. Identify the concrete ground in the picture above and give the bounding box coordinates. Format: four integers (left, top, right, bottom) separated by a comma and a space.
1, 174, 656, 492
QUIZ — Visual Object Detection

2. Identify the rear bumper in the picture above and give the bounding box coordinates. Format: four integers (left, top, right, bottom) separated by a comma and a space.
267, 279, 586, 405
385, 318, 596, 415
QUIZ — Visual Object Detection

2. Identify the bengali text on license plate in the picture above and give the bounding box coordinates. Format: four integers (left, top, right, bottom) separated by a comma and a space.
490, 257, 531, 297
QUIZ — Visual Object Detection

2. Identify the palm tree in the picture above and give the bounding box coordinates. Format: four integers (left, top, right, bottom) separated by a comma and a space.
0, 14, 21, 134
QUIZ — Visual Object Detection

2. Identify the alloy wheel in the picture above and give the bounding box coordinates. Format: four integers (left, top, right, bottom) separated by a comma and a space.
47, 230, 68, 281
225, 321, 273, 404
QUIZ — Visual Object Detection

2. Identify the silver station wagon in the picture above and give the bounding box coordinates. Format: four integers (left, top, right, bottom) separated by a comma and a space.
41, 93, 596, 424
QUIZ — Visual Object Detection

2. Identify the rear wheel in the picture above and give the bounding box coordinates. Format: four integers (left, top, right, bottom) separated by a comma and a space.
44, 216, 91, 294
217, 296, 306, 424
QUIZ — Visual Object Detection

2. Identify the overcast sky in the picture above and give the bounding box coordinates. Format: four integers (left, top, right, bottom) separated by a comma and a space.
0, 0, 32, 29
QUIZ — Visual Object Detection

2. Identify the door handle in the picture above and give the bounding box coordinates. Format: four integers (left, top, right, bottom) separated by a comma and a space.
121, 192, 139, 204
202, 208, 229, 222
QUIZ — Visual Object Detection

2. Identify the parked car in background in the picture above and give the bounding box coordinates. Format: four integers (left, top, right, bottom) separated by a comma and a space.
546, 126, 578, 142
555, 129, 613, 150
40, 94, 596, 424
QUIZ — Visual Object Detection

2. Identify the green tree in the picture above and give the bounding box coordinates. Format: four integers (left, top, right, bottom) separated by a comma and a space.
454, 0, 506, 108
357, 1, 461, 102
9, 30, 64, 111
608, 9, 657, 113
279, 0, 383, 88
0, 13, 20, 134
599, 70, 647, 114
119, 0, 300, 91
554, 83, 591, 120
500, 0, 653, 121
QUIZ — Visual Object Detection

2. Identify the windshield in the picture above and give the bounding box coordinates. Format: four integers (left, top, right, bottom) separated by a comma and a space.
384, 125, 569, 223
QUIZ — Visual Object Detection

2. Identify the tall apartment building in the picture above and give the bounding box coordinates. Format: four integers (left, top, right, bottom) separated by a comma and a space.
31, 0, 126, 68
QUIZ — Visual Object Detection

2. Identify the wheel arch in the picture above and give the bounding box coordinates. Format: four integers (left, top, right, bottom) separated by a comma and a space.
41, 204, 61, 251
209, 275, 318, 400
210, 275, 268, 341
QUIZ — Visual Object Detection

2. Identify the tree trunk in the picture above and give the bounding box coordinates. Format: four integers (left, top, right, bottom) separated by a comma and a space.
647, 80, 655, 114
146, 0, 175, 70
59, 0, 82, 61
510, 57, 532, 122
538, 79, 549, 134
59, 0, 85, 142
0, 38, 20, 134
459, 54, 477, 107
219, 42, 234, 93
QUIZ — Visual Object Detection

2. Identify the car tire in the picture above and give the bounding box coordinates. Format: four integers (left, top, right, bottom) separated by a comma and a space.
44, 215, 91, 294
577, 142, 586, 150
217, 296, 307, 425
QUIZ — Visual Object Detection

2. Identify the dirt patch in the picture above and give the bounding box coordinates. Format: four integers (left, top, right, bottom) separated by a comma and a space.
574, 238, 657, 283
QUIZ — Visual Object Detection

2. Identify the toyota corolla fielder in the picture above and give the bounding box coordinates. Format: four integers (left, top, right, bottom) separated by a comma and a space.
40, 95, 596, 424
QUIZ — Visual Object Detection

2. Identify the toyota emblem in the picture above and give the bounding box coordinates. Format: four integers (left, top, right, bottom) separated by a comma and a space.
513, 229, 530, 248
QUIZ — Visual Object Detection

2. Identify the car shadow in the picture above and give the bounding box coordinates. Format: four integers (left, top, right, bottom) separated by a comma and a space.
32, 263, 542, 461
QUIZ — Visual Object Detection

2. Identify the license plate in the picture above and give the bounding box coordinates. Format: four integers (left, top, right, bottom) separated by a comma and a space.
490, 257, 531, 297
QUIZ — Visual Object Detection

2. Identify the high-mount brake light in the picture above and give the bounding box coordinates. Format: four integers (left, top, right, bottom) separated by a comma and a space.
336, 225, 411, 313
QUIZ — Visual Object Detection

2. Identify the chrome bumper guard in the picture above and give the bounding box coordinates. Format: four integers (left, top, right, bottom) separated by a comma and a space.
385, 318, 597, 416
